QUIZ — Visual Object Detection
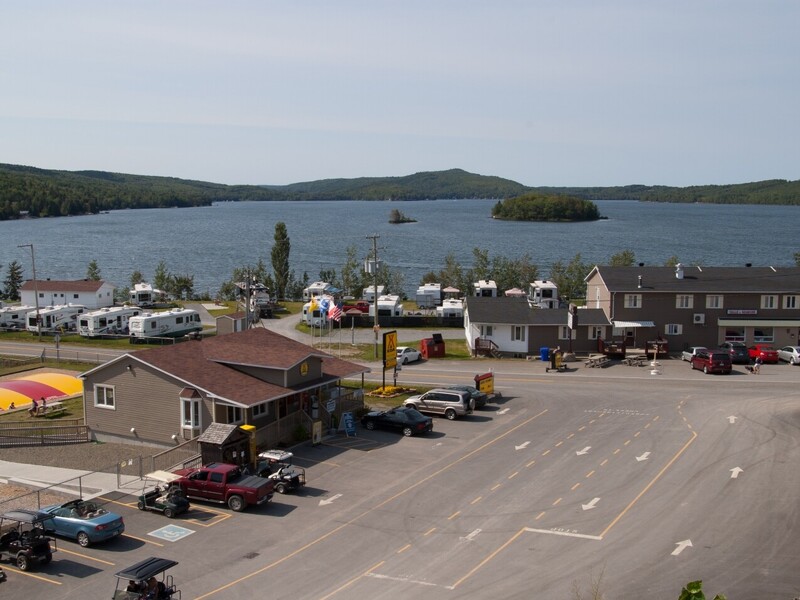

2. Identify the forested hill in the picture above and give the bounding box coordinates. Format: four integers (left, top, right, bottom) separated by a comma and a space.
0, 162, 798, 221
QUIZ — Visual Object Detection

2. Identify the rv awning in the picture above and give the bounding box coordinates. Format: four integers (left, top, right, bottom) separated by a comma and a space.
613, 320, 655, 328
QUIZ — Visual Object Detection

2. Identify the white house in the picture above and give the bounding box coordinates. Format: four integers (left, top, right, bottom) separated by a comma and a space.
21, 279, 115, 310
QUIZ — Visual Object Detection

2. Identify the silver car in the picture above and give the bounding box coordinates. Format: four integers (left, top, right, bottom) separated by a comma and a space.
777, 345, 800, 365
403, 388, 473, 420
681, 346, 707, 361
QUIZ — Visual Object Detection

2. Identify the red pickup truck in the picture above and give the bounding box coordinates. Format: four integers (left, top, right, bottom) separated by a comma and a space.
342, 301, 370, 314
173, 463, 274, 512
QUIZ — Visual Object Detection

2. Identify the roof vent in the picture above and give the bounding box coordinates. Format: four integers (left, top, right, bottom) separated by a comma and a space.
637, 275, 642, 289
675, 263, 684, 279
638, 262, 644, 267
745, 263, 752, 267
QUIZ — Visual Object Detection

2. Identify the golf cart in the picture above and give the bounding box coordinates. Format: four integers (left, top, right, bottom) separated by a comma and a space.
137, 471, 190, 518
0, 509, 57, 571
111, 556, 180, 599
256, 449, 306, 494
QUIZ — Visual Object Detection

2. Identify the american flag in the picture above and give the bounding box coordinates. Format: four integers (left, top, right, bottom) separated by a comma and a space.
328, 302, 342, 322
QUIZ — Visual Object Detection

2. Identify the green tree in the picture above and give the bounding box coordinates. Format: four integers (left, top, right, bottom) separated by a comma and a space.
340, 245, 362, 298
794, 251, 800, 266
664, 255, 681, 267
437, 252, 467, 294
550, 253, 590, 301
469, 247, 491, 282
129, 270, 144, 288
170, 274, 195, 300
271, 222, 291, 300
86, 259, 101, 281
677, 580, 726, 600
609, 249, 635, 266
3, 260, 24, 300
153, 260, 171, 294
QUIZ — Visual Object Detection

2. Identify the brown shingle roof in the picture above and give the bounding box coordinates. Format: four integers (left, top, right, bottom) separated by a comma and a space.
21, 279, 107, 292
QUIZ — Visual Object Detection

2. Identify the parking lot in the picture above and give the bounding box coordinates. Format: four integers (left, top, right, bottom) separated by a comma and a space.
4, 357, 800, 599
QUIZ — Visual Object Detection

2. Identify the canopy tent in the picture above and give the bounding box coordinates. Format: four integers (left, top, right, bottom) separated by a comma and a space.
612, 320, 655, 328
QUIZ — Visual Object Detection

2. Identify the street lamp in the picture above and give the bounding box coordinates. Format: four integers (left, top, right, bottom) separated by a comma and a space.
17, 243, 41, 340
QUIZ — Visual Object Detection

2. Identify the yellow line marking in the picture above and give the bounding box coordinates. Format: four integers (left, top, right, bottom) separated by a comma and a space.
624, 440, 631, 446
470, 496, 482, 505
542, 449, 551, 456
578, 426, 586, 431
318, 561, 385, 600
451, 529, 525, 589
57, 546, 115, 565
598, 430, 698, 538
424, 527, 436, 536
196, 409, 550, 599
123, 533, 164, 547
555, 441, 563, 447
613, 448, 621, 455
508, 471, 519, 479
397, 544, 411, 554
571, 483, 581, 491
491, 483, 502, 491
567, 432, 576, 438
634, 431, 641, 437
552, 497, 562, 506
1, 567, 62, 584
525, 460, 536, 468
652, 415, 660, 422
448, 511, 461, 520
644, 422, 651, 429
585, 470, 595, 478
600, 459, 609, 467
535, 511, 546, 520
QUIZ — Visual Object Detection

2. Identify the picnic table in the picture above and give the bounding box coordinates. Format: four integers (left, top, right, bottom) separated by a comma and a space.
35, 401, 65, 417
584, 355, 611, 368
623, 355, 648, 367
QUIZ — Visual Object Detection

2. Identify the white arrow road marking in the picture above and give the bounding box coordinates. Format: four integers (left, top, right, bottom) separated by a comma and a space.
515, 441, 530, 451
459, 528, 482, 542
319, 493, 342, 506
576, 446, 591, 455
730, 467, 744, 479
636, 452, 651, 462
497, 408, 510, 415
671, 539, 692, 556
581, 498, 600, 511
728, 415, 737, 423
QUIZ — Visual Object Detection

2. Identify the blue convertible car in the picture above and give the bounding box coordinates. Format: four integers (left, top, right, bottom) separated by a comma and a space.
41, 499, 124, 547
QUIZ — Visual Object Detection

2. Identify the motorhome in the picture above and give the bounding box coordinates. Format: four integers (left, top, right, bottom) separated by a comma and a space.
528, 280, 559, 309
128, 308, 203, 339
129, 283, 163, 308
415, 283, 442, 309
302, 299, 330, 327
78, 306, 142, 337
302, 281, 333, 302
369, 295, 404, 317
236, 282, 273, 317
436, 298, 463, 318
26, 304, 86, 333
473, 280, 498, 298
0, 305, 36, 330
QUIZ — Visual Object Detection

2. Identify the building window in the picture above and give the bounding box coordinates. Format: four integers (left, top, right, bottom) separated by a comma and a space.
676, 295, 693, 309
512, 326, 525, 341
226, 406, 243, 424
753, 327, 774, 343
253, 403, 268, 418
706, 295, 723, 309
589, 326, 604, 340
724, 328, 744, 342
784, 295, 798, 309
558, 326, 573, 340
624, 294, 641, 308
761, 295, 777, 309
182, 399, 199, 428
94, 385, 115, 409
480, 325, 493, 337
73, 294, 79, 299
666, 324, 683, 335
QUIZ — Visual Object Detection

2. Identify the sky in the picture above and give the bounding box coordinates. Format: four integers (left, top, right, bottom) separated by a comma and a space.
1, 1, 798, 188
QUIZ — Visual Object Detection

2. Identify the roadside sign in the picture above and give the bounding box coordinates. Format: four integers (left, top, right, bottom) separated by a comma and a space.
475, 372, 494, 395
340, 411, 357, 437
383, 330, 398, 370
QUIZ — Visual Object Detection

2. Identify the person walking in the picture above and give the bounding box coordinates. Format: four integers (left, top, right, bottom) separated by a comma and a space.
28, 397, 38, 417
752, 355, 763, 374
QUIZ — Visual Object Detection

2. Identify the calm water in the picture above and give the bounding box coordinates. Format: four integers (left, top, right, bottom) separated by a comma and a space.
1, 200, 797, 297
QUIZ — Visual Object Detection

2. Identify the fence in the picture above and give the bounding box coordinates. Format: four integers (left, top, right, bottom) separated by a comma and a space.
0, 419, 89, 447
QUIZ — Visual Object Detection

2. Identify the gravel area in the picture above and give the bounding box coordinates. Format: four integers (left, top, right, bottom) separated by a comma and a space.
1, 441, 151, 472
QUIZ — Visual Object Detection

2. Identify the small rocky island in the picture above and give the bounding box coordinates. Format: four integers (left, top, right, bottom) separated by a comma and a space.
389, 208, 417, 224
491, 193, 601, 222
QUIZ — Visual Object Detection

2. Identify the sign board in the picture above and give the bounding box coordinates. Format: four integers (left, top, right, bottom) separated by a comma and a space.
339, 411, 357, 437
567, 303, 578, 330
474, 372, 495, 395
326, 398, 336, 413
312, 421, 322, 445
383, 330, 398, 370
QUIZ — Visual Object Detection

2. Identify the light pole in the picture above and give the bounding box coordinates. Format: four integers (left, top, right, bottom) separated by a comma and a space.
18, 243, 41, 340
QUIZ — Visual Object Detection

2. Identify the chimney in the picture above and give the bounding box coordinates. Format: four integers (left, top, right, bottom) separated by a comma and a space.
637, 275, 642, 289
675, 263, 684, 280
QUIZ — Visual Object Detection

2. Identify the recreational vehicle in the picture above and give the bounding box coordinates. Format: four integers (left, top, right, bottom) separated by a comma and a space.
436, 298, 464, 318
302, 281, 333, 301
78, 306, 142, 337
528, 280, 559, 309
129, 283, 163, 308
473, 280, 498, 298
416, 283, 442, 309
128, 309, 203, 339
369, 295, 404, 317
302, 301, 329, 327
26, 304, 86, 333
0, 305, 36, 330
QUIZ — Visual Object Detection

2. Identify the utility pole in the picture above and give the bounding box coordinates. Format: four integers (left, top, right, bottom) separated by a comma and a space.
366, 234, 380, 359
18, 243, 41, 340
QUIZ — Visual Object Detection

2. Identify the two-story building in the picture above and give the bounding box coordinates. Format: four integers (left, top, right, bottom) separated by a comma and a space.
21, 279, 115, 310
584, 264, 800, 351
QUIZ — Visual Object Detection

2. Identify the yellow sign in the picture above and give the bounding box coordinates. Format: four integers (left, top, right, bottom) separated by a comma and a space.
383, 330, 398, 369
300, 361, 309, 376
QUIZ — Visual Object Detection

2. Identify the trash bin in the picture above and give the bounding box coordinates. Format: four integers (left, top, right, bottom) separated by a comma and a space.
421, 334, 446, 359
540, 346, 550, 362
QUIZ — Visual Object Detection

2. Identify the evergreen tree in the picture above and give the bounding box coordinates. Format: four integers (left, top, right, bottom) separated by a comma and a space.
3, 260, 23, 300
271, 222, 291, 300
340, 245, 361, 298
87, 259, 102, 281
153, 260, 171, 294
130, 270, 144, 287
609, 249, 636, 266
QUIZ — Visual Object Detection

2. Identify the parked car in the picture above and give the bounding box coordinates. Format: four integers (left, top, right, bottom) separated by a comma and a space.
777, 345, 800, 365
445, 385, 489, 409
404, 388, 474, 420
681, 346, 707, 362
690, 349, 732, 374
719, 341, 750, 364
361, 407, 433, 436
0, 510, 56, 571
396, 346, 422, 364
40, 499, 124, 547
748, 344, 779, 364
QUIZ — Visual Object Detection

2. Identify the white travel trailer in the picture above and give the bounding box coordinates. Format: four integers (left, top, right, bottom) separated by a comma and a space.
128, 308, 203, 339
436, 298, 464, 318
528, 280, 559, 309
78, 305, 142, 337
302, 299, 332, 327
473, 280, 498, 298
302, 281, 333, 301
0, 305, 36, 330
26, 304, 86, 333
415, 283, 442, 309
369, 295, 404, 317
129, 283, 163, 308
362, 285, 385, 303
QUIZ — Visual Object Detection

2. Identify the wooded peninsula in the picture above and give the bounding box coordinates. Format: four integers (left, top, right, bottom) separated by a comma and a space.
0, 163, 797, 221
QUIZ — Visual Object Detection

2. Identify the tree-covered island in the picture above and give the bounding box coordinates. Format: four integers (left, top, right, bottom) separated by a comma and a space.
491, 193, 601, 222
389, 208, 417, 224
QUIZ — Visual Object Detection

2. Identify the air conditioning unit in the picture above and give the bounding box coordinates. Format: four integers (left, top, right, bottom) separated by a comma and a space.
693, 313, 705, 325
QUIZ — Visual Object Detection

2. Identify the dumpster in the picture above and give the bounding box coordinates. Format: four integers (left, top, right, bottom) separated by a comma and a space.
420, 333, 446, 359
540, 346, 550, 362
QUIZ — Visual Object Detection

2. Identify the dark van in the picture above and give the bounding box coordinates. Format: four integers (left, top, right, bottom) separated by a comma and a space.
690, 349, 732, 374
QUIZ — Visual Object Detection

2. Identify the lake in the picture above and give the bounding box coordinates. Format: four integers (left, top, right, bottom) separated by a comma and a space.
1, 199, 797, 298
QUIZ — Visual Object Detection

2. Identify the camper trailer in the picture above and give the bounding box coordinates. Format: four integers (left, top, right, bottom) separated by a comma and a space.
528, 280, 559, 309
129, 283, 162, 308
369, 295, 404, 317
362, 285, 385, 303
26, 304, 86, 333
416, 283, 442, 309
78, 306, 142, 337
236, 282, 273, 317
436, 298, 464, 318
0, 305, 36, 330
129, 308, 203, 339
302, 281, 334, 302
302, 301, 330, 327
473, 280, 498, 297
